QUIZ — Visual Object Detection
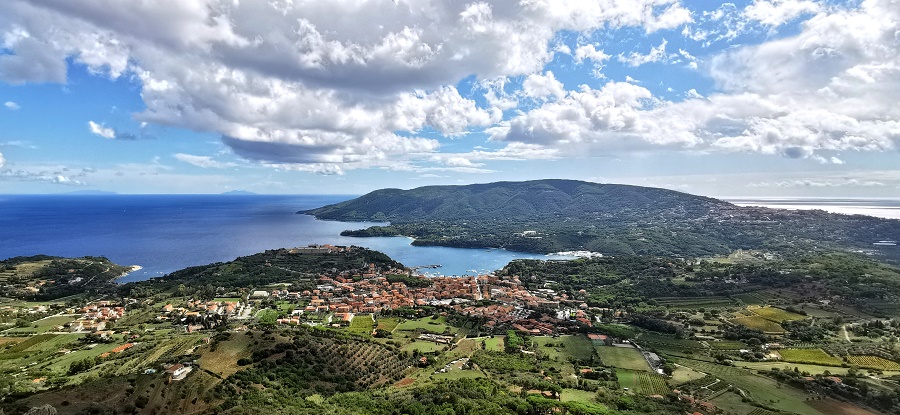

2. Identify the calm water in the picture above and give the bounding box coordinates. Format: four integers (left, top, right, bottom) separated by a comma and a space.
0, 195, 565, 282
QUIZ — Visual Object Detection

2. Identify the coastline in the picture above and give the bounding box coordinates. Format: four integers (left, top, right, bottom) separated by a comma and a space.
116, 265, 143, 281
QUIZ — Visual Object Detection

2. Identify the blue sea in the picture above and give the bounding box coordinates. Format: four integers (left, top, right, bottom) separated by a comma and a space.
0, 195, 565, 282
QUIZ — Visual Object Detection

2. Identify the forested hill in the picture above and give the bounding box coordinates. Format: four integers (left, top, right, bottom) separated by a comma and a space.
302, 179, 730, 222
303, 180, 900, 261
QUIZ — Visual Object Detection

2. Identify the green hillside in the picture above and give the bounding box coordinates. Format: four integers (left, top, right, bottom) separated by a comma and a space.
303, 180, 900, 260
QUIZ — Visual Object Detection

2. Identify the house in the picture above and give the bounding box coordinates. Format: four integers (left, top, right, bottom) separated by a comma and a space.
166, 364, 191, 380
587, 333, 613, 346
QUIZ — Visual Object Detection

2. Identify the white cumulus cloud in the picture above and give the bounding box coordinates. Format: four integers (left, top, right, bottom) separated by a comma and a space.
88, 121, 115, 139
744, 0, 821, 27
0, 0, 693, 173
4, 101, 19, 110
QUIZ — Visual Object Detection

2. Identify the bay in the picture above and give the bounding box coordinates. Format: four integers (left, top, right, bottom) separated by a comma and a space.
0, 195, 566, 282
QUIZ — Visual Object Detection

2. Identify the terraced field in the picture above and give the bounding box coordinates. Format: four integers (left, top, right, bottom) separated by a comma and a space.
751, 307, 806, 323
777, 349, 843, 366
616, 370, 668, 395
731, 316, 785, 333
636, 333, 705, 352
846, 355, 900, 371
676, 359, 826, 415
709, 340, 747, 350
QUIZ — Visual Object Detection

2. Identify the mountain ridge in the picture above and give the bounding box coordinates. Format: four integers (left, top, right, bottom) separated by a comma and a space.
303, 179, 900, 260
302, 179, 731, 222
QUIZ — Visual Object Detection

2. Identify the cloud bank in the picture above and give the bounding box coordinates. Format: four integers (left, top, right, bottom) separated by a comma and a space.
0, 0, 896, 174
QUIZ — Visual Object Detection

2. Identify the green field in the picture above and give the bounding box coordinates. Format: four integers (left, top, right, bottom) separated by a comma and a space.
3, 334, 58, 354
348, 314, 375, 335
395, 317, 452, 334
429, 368, 484, 381
483, 336, 505, 352
596, 346, 650, 372
533, 335, 595, 363
375, 318, 399, 333
777, 349, 843, 366
751, 307, 806, 323
402, 340, 446, 354
616, 370, 668, 395
739, 362, 850, 375
670, 365, 707, 384
559, 388, 600, 404
731, 316, 785, 333
846, 355, 900, 371
677, 359, 825, 415
709, 340, 747, 350
4, 315, 78, 334
636, 333, 705, 352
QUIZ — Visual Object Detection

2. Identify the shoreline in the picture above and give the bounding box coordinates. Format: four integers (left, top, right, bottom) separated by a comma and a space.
116, 265, 143, 281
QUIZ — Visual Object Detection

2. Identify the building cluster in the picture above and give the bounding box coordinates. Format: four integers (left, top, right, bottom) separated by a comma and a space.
260, 269, 595, 334
156, 299, 246, 321
71, 301, 125, 332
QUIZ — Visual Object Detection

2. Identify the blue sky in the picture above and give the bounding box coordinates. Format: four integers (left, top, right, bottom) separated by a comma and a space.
1, 0, 898, 196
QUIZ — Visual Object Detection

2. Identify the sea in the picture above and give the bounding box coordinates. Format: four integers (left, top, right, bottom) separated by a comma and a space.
0, 194, 572, 282
727, 198, 900, 220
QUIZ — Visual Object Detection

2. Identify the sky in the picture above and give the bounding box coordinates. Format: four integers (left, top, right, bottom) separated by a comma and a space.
0, 0, 898, 197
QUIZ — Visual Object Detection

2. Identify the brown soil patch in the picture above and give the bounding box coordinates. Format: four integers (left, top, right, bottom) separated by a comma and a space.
807, 398, 883, 415
394, 377, 416, 387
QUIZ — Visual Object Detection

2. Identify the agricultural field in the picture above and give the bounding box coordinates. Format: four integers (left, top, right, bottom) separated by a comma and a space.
730, 316, 786, 333
711, 390, 762, 415
2, 333, 58, 354
807, 398, 885, 415
739, 362, 850, 375
402, 340, 446, 354
3, 315, 78, 334
708, 340, 747, 350
669, 365, 707, 384
0, 336, 26, 347
846, 355, 900, 371
750, 306, 806, 323
483, 336, 505, 352
395, 316, 452, 334
348, 314, 375, 335
596, 346, 650, 372
777, 349, 843, 366
199, 333, 251, 377
616, 370, 668, 395
533, 335, 595, 363
636, 333, 705, 352
559, 388, 599, 404
677, 359, 826, 415
375, 317, 399, 333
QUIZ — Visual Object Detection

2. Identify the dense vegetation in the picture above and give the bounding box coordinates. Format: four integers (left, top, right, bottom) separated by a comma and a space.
0, 255, 131, 300
120, 247, 403, 298
304, 179, 900, 261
